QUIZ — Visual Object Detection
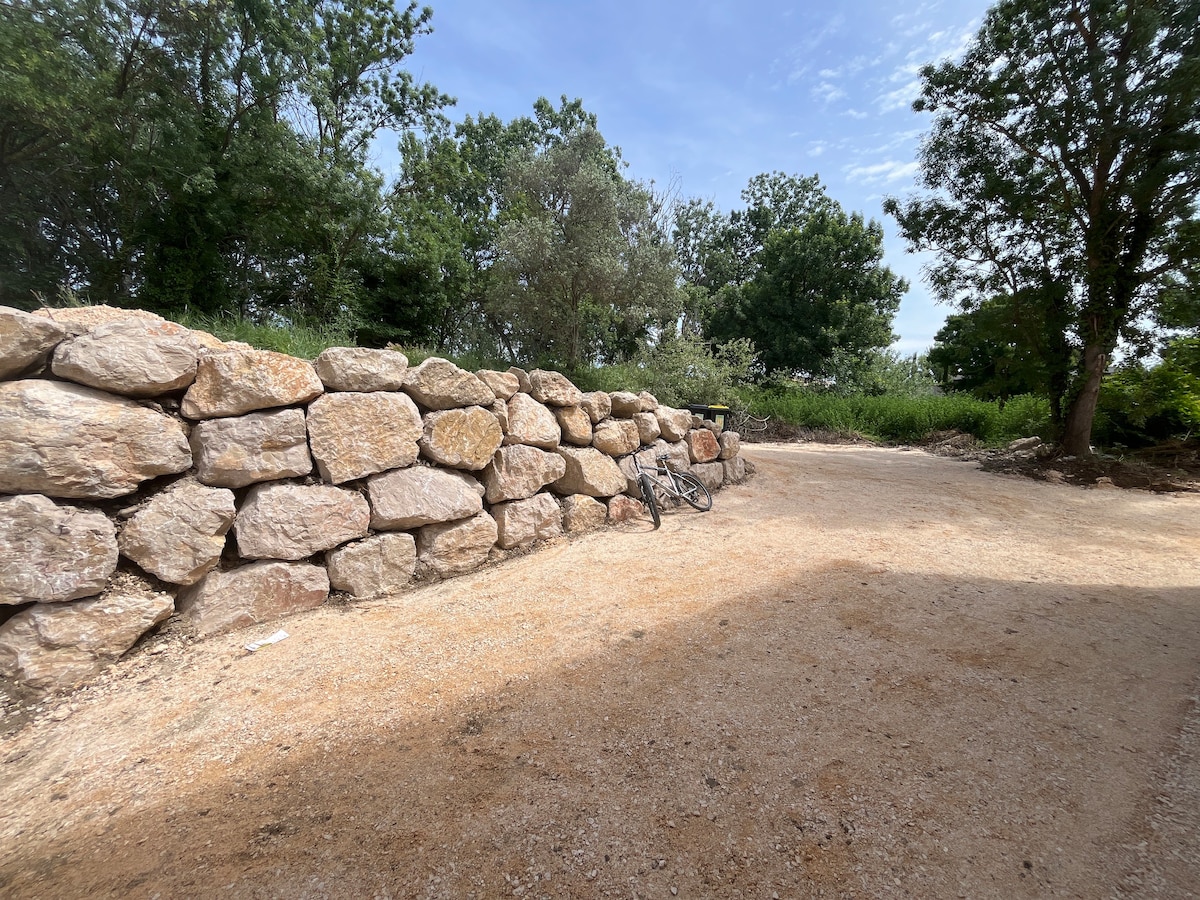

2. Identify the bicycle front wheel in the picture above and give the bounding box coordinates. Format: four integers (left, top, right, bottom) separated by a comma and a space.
676, 472, 713, 511
639, 473, 661, 529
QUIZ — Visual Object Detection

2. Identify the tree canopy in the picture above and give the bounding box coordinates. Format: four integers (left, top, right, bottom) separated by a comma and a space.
886, 0, 1200, 455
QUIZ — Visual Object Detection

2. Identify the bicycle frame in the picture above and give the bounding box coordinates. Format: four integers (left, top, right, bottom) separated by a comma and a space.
630, 448, 686, 500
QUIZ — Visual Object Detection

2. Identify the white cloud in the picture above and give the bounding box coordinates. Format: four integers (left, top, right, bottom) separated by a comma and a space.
845, 160, 921, 184
813, 81, 847, 105
843, 108, 870, 120
808, 141, 828, 157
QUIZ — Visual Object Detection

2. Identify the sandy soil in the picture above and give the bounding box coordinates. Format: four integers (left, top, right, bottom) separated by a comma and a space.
1, 443, 1198, 899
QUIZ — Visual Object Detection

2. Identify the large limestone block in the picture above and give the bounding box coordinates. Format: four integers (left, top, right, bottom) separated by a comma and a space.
607, 494, 649, 525
529, 369, 583, 407
178, 561, 329, 636
637, 391, 658, 411
118, 480, 236, 586
181, 347, 322, 419
686, 428, 721, 464
592, 418, 640, 457
552, 446, 627, 498
416, 512, 498, 578
419, 406, 504, 471
616, 446, 659, 497
633, 411, 661, 445
476, 369, 520, 400
562, 494, 607, 533
0, 495, 117, 605
722, 455, 747, 484
314, 347, 408, 392
234, 483, 369, 560
50, 318, 202, 397
655, 406, 694, 442
368, 465, 484, 530
579, 391, 612, 424
327, 533, 417, 599
504, 393, 561, 450
190, 408, 313, 488
307, 391, 422, 483
32, 305, 164, 337
402, 357, 494, 410
690, 461, 724, 493
480, 444, 567, 504
507, 366, 533, 393
1, 306, 66, 379
609, 391, 641, 418
554, 405, 593, 446
654, 438, 692, 473
0, 380, 191, 499
718, 430, 741, 460
493, 493, 562, 549
0, 585, 174, 690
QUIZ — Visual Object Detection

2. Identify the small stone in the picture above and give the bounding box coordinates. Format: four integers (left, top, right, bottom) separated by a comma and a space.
607, 494, 649, 524
528, 370, 583, 407
579, 391, 612, 424
554, 405, 594, 446
562, 495, 608, 533
475, 369, 521, 400
609, 391, 641, 418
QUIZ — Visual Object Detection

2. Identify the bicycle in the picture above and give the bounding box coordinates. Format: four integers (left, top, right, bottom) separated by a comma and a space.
630, 447, 712, 530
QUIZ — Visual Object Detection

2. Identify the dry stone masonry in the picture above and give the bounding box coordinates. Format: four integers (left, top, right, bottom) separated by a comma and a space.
0, 305, 749, 692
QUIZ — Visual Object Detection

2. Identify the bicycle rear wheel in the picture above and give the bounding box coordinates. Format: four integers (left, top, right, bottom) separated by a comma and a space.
676, 472, 713, 511
639, 473, 661, 529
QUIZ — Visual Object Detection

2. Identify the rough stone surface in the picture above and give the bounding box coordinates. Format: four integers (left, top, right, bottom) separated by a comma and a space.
654, 438, 692, 473
490, 399, 509, 433
476, 369, 520, 400
402, 357, 494, 410
368, 466, 484, 530
718, 431, 741, 460
307, 391, 422, 483
562, 495, 608, 533
529, 369, 583, 407
0, 495, 117, 605
1008, 436, 1043, 452
507, 367, 533, 394
722, 455, 747, 484
579, 391, 612, 424
552, 446, 627, 498
609, 391, 641, 418
504, 393, 561, 450
592, 419, 640, 457
182, 348, 323, 419
480, 444, 567, 504
234, 483, 369, 561
419, 406, 504, 471
416, 512, 498, 578
31, 305, 164, 337
607, 494, 649, 524
655, 406, 694, 442
0, 584, 173, 690
637, 391, 658, 412
50, 318, 202, 397
314, 347, 408, 392
326, 533, 417, 599
0, 379, 191, 499
617, 446, 659, 497
178, 561, 329, 637
633, 411, 661, 445
493, 493, 563, 549
685, 428, 721, 464
690, 461, 725, 493
554, 405, 594, 446
190, 409, 313, 488
0, 306, 67, 379
118, 480, 236, 586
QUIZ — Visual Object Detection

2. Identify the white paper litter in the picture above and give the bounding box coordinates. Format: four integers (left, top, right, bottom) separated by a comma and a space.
245, 629, 289, 652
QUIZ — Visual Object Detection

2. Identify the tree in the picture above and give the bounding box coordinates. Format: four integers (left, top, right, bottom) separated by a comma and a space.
489, 125, 681, 370
886, 0, 1200, 455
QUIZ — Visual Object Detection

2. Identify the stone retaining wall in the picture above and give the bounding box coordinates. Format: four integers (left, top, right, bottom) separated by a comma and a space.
0, 305, 747, 692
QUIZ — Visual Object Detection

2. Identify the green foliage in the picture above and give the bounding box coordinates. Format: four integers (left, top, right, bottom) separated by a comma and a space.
576, 335, 756, 408
886, 0, 1200, 454
744, 384, 1051, 445
174, 313, 354, 360
679, 173, 904, 379
823, 349, 939, 398
1095, 339, 1200, 445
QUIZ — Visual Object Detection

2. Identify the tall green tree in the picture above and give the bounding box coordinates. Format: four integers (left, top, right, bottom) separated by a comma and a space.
886, 0, 1200, 455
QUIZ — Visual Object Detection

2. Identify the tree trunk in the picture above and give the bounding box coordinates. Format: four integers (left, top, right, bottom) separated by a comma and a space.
1060, 342, 1107, 456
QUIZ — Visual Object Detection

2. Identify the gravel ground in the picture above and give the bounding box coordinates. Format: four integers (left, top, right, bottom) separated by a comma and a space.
1, 443, 1198, 899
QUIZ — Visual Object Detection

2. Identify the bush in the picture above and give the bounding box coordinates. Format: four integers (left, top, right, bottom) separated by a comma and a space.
1094, 349, 1200, 446
576, 336, 756, 408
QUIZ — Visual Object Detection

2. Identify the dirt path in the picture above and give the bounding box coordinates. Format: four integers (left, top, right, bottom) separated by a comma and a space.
2, 443, 1198, 899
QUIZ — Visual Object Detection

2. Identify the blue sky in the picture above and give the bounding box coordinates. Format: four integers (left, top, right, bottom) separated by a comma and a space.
380, 0, 994, 354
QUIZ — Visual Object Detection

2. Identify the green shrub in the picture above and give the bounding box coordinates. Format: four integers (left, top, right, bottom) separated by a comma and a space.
177, 312, 354, 359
